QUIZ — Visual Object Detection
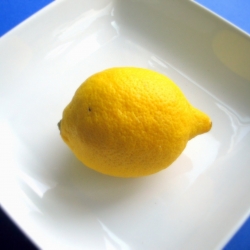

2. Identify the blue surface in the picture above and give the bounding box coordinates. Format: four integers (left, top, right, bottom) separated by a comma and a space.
0, 0, 53, 36
0, 0, 250, 249
196, 0, 250, 34
224, 218, 250, 250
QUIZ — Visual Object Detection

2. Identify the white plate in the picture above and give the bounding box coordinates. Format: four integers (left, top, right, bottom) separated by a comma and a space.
1, 0, 250, 249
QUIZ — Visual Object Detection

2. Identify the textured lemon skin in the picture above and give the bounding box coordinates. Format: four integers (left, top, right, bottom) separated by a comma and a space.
60, 67, 211, 177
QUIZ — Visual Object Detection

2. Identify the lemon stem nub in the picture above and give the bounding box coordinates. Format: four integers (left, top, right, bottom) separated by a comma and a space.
58, 120, 61, 131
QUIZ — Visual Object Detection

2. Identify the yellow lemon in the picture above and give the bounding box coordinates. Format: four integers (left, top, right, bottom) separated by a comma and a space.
59, 67, 212, 177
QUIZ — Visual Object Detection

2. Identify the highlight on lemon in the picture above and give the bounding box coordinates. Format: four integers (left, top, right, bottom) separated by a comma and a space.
59, 67, 212, 177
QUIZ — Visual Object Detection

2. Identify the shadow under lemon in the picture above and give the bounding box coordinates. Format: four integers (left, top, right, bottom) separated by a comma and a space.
51, 147, 197, 206
17, 142, 216, 249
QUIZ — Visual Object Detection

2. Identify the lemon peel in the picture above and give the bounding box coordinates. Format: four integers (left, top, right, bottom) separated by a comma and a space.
59, 67, 212, 177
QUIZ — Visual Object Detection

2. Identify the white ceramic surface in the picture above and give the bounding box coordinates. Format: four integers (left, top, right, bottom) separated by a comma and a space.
1, 0, 250, 249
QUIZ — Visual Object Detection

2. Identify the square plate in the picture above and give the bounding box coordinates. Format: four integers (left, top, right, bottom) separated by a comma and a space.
1, 0, 250, 249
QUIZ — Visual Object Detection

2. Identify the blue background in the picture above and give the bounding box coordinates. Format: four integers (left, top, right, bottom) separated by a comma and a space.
0, 0, 250, 249
0, 0, 53, 36
196, 0, 250, 34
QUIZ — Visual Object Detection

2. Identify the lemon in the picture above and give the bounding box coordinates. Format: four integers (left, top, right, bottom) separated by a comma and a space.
59, 67, 212, 177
